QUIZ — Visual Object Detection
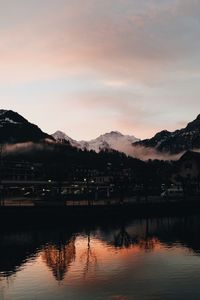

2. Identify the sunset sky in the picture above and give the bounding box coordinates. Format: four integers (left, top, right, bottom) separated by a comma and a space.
1, 0, 200, 140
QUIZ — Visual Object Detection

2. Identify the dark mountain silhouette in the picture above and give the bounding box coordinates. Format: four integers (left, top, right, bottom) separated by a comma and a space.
0, 109, 52, 143
134, 114, 200, 154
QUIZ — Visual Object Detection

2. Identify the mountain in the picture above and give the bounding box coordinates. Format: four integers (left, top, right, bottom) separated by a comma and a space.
0, 110, 52, 144
134, 114, 200, 154
52, 131, 80, 148
52, 130, 139, 155
4, 108, 200, 159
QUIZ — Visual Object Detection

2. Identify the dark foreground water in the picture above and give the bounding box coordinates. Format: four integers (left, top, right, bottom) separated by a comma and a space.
1, 215, 200, 300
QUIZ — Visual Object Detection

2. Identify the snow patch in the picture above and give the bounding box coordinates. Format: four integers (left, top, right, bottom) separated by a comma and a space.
4, 118, 20, 124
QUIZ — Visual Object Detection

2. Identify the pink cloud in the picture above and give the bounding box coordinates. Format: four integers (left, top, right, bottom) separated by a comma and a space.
1, 0, 199, 85
0, 0, 200, 141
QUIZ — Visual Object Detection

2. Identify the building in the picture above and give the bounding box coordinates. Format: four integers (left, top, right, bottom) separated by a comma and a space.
1, 160, 46, 181
172, 151, 200, 193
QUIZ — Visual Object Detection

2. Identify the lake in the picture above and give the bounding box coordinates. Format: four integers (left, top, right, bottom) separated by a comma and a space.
1, 214, 200, 300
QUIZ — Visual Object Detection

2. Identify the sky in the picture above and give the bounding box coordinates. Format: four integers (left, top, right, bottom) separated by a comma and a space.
0, 0, 200, 140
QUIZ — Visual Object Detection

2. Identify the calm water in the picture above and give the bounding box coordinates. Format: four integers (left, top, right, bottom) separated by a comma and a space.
1, 215, 200, 300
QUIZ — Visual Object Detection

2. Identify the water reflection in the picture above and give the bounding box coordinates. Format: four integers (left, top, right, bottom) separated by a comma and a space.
80, 232, 98, 278
1, 215, 200, 299
42, 238, 76, 281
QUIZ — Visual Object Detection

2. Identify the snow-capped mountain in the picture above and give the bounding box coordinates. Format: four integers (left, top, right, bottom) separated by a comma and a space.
52, 130, 140, 155
134, 114, 200, 154
0, 110, 51, 143
52, 131, 80, 148
80, 131, 140, 154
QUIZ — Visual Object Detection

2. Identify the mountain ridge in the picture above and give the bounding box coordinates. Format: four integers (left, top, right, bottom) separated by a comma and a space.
52, 130, 140, 155
1, 109, 200, 159
134, 114, 200, 154
0, 110, 52, 144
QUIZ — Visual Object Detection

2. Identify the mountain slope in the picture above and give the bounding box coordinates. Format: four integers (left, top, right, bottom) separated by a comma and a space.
134, 114, 200, 154
52, 130, 139, 155
0, 110, 52, 143
52, 131, 80, 148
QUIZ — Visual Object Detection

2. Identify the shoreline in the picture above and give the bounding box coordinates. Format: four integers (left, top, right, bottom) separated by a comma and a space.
1, 200, 200, 227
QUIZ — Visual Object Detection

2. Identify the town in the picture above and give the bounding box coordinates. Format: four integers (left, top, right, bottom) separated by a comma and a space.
1, 145, 200, 207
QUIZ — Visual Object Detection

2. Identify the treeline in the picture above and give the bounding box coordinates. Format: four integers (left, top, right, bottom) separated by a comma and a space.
2, 141, 173, 187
